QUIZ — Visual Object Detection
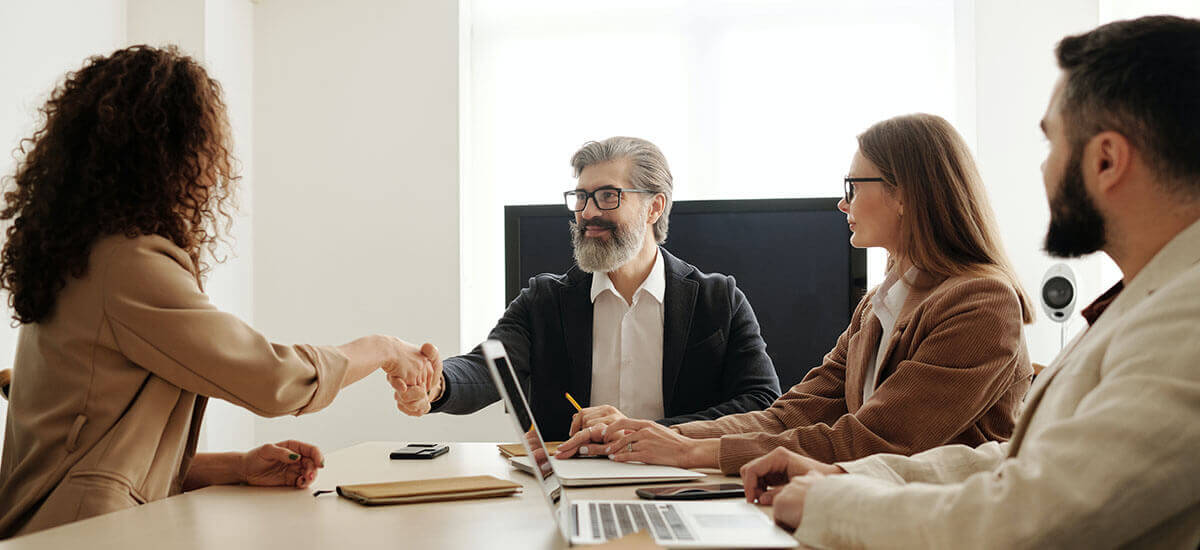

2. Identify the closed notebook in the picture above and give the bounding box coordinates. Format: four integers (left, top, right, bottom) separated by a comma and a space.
336, 475, 521, 506
499, 441, 563, 458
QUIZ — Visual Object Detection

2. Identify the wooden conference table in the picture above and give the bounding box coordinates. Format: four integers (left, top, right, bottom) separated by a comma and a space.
0, 442, 775, 550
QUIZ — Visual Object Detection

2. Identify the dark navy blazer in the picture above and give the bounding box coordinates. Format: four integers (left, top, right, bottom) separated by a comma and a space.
431, 248, 781, 441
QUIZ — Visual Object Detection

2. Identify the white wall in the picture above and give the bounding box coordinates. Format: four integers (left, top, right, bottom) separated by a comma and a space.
0, 0, 258, 452
0, 0, 126, 452
966, 0, 1109, 366
198, 0, 257, 452
252, 0, 509, 452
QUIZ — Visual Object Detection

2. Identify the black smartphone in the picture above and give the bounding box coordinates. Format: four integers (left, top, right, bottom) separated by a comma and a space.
389, 443, 450, 460
635, 483, 745, 500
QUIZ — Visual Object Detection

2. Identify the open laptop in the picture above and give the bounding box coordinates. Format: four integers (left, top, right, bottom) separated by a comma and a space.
482, 340, 798, 548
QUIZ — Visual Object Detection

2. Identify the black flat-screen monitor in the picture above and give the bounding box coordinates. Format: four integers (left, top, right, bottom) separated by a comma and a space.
504, 197, 867, 388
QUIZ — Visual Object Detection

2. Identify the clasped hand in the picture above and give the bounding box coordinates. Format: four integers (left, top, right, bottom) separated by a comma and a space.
383, 340, 443, 416
555, 418, 708, 468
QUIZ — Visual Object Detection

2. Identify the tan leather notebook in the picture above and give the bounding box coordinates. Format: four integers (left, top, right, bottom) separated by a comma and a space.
498, 441, 564, 457
335, 475, 521, 506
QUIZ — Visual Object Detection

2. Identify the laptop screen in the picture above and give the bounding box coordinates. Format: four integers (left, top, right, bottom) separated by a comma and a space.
481, 340, 563, 508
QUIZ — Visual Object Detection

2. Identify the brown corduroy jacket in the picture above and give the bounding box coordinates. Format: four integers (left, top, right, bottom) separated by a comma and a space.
0, 235, 350, 539
675, 271, 1032, 474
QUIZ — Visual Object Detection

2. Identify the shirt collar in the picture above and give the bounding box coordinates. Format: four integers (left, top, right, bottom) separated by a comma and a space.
1083, 217, 1200, 325
590, 248, 666, 305
871, 265, 920, 321
1080, 282, 1124, 326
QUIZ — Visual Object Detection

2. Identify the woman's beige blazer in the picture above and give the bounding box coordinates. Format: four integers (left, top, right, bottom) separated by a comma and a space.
0, 235, 350, 538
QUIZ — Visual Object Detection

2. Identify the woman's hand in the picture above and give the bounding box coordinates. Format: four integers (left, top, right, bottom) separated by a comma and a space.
739, 447, 843, 505
568, 405, 627, 436
338, 335, 435, 391
555, 418, 717, 469
241, 440, 326, 489
555, 423, 615, 459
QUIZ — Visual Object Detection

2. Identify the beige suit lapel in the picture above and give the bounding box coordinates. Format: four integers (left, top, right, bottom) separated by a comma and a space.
1010, 221, 1200, 457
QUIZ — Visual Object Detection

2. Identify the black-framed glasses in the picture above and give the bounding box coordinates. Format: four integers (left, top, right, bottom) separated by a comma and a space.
843, 177, 887, 204
564, 188, 656, 212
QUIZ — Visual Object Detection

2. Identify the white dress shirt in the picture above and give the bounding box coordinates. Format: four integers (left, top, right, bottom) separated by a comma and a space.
862, 266, 917, 403
589, 249, 666, 420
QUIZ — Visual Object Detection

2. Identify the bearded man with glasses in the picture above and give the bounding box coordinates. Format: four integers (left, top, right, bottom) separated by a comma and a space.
389, 136, 781, 441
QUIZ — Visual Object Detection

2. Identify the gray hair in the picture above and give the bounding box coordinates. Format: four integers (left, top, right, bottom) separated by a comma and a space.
570, 137, 673, 243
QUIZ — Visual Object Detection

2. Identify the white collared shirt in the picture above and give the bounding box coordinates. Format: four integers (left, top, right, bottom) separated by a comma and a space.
862, 266, 918, 403
588, 249, 666, 420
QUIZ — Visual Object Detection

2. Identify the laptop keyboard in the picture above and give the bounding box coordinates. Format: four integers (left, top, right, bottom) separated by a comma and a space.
579, 502, 695, 542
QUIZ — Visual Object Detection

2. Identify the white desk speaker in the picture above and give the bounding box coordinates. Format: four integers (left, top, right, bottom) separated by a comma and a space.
1041, 263, 1076, 349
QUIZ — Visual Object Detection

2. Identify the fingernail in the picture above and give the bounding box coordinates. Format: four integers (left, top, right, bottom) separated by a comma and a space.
607, 454, 614, 459
601, 426, 607, 436
580, 446, 588, 455
289, 453, 300, 461
604, 446, 611, 454
320, 461, 326, 468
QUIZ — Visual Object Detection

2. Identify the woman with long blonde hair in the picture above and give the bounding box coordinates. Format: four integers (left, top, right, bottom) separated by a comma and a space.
557, 113, 1034, 474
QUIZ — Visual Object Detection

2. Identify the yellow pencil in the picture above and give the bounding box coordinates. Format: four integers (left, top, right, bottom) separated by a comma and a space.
564, 392, 583, 412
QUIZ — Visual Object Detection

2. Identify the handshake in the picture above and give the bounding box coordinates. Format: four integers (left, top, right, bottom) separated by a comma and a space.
384, 340, 444, 416
340, 335, 446, 416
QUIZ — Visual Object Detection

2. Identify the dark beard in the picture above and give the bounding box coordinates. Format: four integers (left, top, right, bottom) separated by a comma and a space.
1043, 149, 1107, 258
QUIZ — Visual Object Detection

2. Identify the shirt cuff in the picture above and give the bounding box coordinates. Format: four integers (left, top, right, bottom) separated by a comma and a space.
793, 474, 902, 548
835, 455, 908, 485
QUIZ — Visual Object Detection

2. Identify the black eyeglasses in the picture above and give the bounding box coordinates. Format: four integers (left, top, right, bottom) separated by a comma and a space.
843, 177, 887, 204
564, 188, 656, 212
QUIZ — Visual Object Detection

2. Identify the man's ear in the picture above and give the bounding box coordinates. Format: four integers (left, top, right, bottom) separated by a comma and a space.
1086, 130, 1133, 196
649, 193, 666, 224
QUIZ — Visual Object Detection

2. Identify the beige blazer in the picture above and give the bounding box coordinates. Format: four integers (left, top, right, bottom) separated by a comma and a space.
796, 219, 1200, 549
676, 270, 1032, 474
0, 235, 350, 538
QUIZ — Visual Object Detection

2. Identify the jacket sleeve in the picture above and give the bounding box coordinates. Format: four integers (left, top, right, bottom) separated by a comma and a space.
673, 294, 861, 441
707, 278, 1026, 474
101, 237, 350, 417
835, 440, 1009, 485
658, 282, 781, 425
431, 278, 539, 415
795, 285, 1200, 549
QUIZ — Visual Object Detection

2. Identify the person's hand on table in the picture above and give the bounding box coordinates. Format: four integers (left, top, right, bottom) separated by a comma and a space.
240, 440, 325, 489
568, 404, 628, 436
555, 421, 622, 459
739, 447, 844, 505
771, 472, 829, 531
556, 418, 718, 469
389, 342, 443, 416
601, 419, 719, 468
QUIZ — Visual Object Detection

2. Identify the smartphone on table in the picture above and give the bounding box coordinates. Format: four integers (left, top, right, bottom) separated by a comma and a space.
389, 443, 450, 459
635, 483, 744, 500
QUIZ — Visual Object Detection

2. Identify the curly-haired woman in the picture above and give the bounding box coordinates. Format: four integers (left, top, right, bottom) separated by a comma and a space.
0, 45, 440, 538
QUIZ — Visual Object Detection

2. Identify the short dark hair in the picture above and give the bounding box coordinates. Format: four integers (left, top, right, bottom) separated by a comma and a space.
1056, 15, 1200, 196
